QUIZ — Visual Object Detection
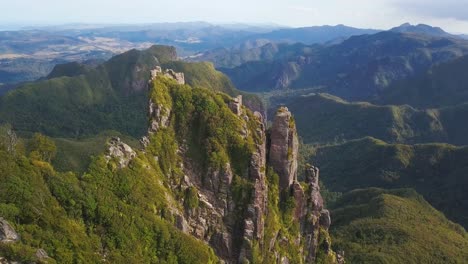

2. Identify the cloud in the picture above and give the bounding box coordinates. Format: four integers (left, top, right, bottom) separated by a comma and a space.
391, 0, 468, 21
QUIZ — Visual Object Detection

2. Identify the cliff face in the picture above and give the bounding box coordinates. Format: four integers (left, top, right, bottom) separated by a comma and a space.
145, 69, 341, 263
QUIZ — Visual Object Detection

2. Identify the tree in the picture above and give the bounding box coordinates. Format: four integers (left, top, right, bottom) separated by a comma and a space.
30, 133, 57, 162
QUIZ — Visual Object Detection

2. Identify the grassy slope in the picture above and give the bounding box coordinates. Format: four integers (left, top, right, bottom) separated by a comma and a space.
330, 188, 468, 263
308, 137, 468, 228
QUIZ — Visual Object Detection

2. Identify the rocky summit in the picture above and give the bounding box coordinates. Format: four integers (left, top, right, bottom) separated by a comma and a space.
140, 68, 340, 263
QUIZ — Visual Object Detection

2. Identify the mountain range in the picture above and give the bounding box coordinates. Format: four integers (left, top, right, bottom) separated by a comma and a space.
1, 22, 468, 263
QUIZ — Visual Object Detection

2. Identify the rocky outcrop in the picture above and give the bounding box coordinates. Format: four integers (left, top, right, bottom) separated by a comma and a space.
268, 107, 299, 191
105, 137, 136, 168
229, 95, 243, 116
0, 218, 19, 243
150, 66, 185, 85
239, 111, 267, 262
35, 249, 49, 262
302, 164, 327, 263
144, 71, 340, 263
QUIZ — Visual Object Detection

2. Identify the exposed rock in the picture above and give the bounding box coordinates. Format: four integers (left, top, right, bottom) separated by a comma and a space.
268, 107, 299, 191
175, 214, 190, 234
150, 66, 185, 85
337, 250, 346, 264
105, 137, 136, 169
320, 210, 331, 230
0, 218, 19, 243
143, 70, 340, 263
210, 231, 233, 260
239, 112, 267, 262
301, 164, 330, 263
148, 100, 171, 134
0, 257, 19, 264
291, 181, 305, 220
35, 248, 49, 261
229, 95, 243, 116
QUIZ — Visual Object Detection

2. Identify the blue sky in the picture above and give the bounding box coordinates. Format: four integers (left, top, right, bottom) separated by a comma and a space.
2, 0, 468, 33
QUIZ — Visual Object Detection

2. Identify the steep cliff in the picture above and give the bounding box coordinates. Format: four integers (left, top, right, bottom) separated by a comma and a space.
145, 69, 341, 263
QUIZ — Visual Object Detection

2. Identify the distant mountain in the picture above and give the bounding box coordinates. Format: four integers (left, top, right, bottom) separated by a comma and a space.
187, 42, 321, 68
330, 188, 468, 263
390, 23, 455, 38
222, 31, 468, 99
246, 24, 380, 44
188, 25, 380, 68
378, 55, 468, 108
309, 137, 468, 229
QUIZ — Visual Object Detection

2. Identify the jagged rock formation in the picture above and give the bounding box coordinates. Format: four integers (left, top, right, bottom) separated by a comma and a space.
229, 95, 243, 116
104, 137, 136, 168
142, 68, 339, 263
0, 218, 19, 243
269, 107, 299, 191
151, 66, 185, 85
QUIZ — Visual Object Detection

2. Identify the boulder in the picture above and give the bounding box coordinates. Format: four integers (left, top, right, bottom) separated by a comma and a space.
0, 218, 19, 243
105, 137, 136, 168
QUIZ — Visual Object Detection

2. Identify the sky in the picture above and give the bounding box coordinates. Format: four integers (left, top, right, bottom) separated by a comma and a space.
2, 0, 468, 33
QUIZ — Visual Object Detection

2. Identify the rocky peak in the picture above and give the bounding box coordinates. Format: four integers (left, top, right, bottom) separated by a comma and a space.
150, 66, 185, 85
268, 107, 299, 191
105, 137, 136, 168
0, 218, 19, 243
142, 71, 340, 263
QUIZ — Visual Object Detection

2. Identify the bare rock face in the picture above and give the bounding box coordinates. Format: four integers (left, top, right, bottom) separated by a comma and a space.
269, 107, 299, 191
229, 95, 243, 116
148, 100, 171, 134
150, 66, 185, 85
302, 164, 328, 263
0, 218, 19, 243
292, 181, 306, 221
105, 137, 136, 168
239, 112, 267, 262
35, 248, 49, 261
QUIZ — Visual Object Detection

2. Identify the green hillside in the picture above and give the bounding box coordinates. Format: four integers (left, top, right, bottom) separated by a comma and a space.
52, 131, 140, 173
0, 72, 263, 263
269, 92, 468, 145
0, 45, 251, 139
308, 137, 468, 228
330, 188, 468, 263
380, 55, 468, 108
0, 138, 217, 263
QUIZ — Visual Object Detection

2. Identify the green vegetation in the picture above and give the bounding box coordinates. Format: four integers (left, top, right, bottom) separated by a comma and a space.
0, 129, 217, 263
330, 188, 468, 263
309, 137, 468, 228
270, 92, 468, 145
380, 55, 468, 108
52, 131, 140, 173
0, 45, 254, 140
259, 167, 302, 264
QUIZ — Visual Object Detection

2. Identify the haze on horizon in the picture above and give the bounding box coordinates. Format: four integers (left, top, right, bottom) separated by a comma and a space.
2, 0, 468, 34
